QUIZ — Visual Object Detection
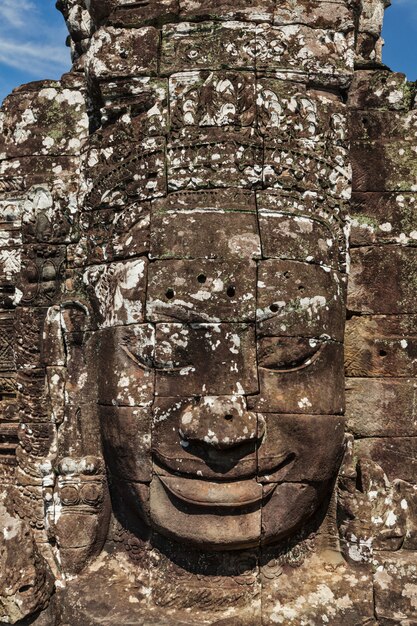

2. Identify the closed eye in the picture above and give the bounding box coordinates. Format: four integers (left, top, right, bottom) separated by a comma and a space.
120, 345, 191, 372
257, 337, 323, 371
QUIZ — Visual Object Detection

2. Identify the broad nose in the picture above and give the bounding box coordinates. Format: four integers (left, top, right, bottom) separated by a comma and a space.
178, 396, 265, 450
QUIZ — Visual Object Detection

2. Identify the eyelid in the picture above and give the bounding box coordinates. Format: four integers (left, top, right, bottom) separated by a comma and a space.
257, 338, 323, 372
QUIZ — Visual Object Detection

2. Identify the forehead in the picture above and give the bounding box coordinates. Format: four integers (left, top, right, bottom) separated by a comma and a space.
145, 189, 346, 337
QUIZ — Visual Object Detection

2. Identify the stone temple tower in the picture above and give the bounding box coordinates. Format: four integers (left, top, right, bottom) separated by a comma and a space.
1, 1, 417, 624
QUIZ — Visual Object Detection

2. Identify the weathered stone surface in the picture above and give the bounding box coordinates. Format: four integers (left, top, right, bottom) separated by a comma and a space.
97, 324, 155, 406
348, 71, 413, 111
161, 22, 256, 74
170, 70, 256, 129
345, 315, 417, 377
348, 246, 417, 314
2, 0, 414, 623
0, 502, 54, 624
249, 340, 345, 414
83, 258, 147, 327
147, 259, 257, 322
151, 197, 260, 260
257, 78, 347, 143
100, 405, 152, 482
154, 323, 258, 396
346, 377, 417, 437
350, 192, 417, 246
152, 395, 257, 479
355, 438, 417, 485
257, 414, 345, 483
263, 140, 351, 199
374, 552, 417, 623
256, 260, 346, 340
167, 127, 263, 191
0, 81, 88, 158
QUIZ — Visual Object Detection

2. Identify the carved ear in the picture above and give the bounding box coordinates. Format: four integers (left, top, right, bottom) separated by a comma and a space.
42, 301, 91, 367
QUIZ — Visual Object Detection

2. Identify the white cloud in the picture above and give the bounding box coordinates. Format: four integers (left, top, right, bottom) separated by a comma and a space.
0, 0, 70, 77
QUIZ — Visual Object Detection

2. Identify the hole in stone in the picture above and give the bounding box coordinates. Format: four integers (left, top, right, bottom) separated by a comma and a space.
227, 286, 236, 298
269, 303, 279, 313
298, 285, 304, 291
165, 288, 175, 300
197, 274, 207, 284
120, 50, 128, 59
283, 271, 290, 278
379, 349, 387, 357
224, 414, 233, 421
19, 585, 32, 593
194, 395, 201, 404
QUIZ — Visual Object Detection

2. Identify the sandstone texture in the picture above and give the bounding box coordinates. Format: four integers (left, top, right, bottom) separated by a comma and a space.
0, 0, 416, 624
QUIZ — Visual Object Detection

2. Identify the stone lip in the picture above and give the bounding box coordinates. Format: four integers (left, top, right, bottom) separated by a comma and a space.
154, 447, 295, 482
156, 472, 277, 508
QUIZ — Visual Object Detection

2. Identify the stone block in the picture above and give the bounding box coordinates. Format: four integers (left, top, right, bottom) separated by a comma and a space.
154, 322, 257, 396
348, 246, 417, 315
256, 24, 354, 82
167, 127, 262, 191
86, 26, 160, 80
348, 71, 412, 111
146, 259, 257, 322
0, 81, 88, 158
346, 378, 417, 437
161, 21, 256, 75
350, 192, 417, 246
169, 70, 256, 128
150, 194, 260, 260
152, 395, 257, 479
99, 405, 151, 482
263, 139, 351, 200
345, 315, 417, 378
349, 109, 417, 143
79, 203, 150, 265
180, 0, 275, 22
83, 258, 148, 328
256, 77, 347, 143
98, 78, 169, 135
257, 413, 345, 482
18, 244, 65, 307
355, 438, 417, 485
273, 0, 354, 31
374, 552, 417, 622
249, 340, 345, 414
104, 0, 180, 28
85, 136, 166, 209
261, 482, 324, 545
352, 140, 417, 193
259, 212, 339, 267
97, 324, 155, 407
256, 259, 346, 341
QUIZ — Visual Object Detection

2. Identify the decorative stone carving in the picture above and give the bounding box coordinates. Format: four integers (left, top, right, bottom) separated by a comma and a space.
1, 0, 416, 623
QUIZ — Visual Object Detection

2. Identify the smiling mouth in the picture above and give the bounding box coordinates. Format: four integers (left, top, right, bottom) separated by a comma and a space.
157, 473, 277, 508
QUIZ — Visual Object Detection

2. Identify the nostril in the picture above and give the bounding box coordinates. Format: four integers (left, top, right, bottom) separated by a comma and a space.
224, 414, 233, 421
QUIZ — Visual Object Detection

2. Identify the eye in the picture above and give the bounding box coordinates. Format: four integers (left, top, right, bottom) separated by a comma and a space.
257, 337, 321, 371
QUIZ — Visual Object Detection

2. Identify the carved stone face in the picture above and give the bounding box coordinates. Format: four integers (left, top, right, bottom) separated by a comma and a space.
89, 186, 348, 550
80, 7, 352, 550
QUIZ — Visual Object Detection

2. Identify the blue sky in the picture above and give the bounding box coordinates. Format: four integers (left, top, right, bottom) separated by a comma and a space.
0, 0, 416, 106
